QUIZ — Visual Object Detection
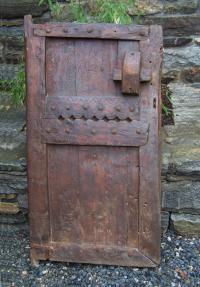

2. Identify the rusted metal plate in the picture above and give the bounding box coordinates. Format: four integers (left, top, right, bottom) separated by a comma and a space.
25, 15, 162, 267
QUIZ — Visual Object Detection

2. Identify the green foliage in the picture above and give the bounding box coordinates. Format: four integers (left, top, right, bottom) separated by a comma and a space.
162, 87, 172, 116
38, 0, 62, 17
0, 64, 25, 106
38, 0, 135, 24
68, 1, 88, 23
90, 0, 133, 24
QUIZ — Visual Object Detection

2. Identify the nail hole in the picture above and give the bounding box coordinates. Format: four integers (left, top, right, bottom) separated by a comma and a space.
58, 115, 65, 121
153, 98, 156, 108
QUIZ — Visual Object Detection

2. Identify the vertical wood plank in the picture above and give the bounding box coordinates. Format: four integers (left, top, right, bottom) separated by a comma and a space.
139, 25, 162, 264
126, 148, 139, 248
104, 147, 129, 246
25, 29, 50, 257
48, 145, 81, 243
75, 40, 117, 97
46, 38, 76, 97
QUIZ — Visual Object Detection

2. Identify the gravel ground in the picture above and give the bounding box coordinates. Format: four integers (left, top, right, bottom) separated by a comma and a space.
0, 224, 199, 287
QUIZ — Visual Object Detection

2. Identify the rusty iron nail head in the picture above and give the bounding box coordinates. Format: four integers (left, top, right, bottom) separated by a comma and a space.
98, 105, 104, 111
87, 28, 93, 33
112, 128, 117, 135
129, 107, 135, 112
136, 129, 141, 135
46, 28, 51, 33
83, 105, 89, 110
139, 30, 146, 36
127, 251, 132, 257
65, 128, 70, 133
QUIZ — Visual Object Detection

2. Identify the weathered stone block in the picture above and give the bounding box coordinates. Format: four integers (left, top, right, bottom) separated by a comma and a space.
164, 0, 199, 14
162, 181, 200, 214
17, 193, 28, 210
175, 161, 200, 177
0, 175, 27, 195
171, 213, 200, 236
0, 211, 27, 224
0, 102, 26, 172
0, 24, 24, 64
0, 0, 48, 19
144, 14, 200, 36
163, 37, 193, 48
180, 67, 200, 83
0, 63, 20, 80
0, 201, 19, 214
164, 46, 200, 72
129, 0, 163, 16
161, 211, 170, 234
166, 83, 200, 129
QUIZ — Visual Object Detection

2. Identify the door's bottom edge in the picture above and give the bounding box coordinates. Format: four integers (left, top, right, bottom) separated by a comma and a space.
30, 242, 156, 267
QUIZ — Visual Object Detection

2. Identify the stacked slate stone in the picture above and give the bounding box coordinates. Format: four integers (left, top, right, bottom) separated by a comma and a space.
0, 0, 49, 227
130, 0, 200, 236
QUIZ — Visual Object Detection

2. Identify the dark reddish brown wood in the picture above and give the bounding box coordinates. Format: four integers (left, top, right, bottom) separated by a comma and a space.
33, 22, 149, 40
41, 119, 149, 146
25, 16, 50, 266
139, 26, 163, 264
45, 96, 139, 121
122, 51, 140, 94
25, 15, 162, 267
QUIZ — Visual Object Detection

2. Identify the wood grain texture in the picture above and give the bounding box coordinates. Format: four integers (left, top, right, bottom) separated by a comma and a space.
45, 95, 139, 121
139, 25, 163, 265
26, 16, 162, 267
32, 243, 156, 267
33, 23, 149, 40
41, 118, 149, 146
122, 51, 140, 95
25, 17, 50, 263
47, 146, 139, 247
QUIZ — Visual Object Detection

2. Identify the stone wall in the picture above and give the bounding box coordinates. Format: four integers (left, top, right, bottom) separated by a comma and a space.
136, 0, 200, 235
0, 0, 200, 235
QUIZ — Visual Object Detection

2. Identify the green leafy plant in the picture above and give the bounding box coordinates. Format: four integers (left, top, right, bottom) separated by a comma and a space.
0, 63, 25, 106
38, 0, 135, 24
38, 0, 62, 17
89, 0, 133, 24
68, 1, 88, 23
162, 88, 172, 116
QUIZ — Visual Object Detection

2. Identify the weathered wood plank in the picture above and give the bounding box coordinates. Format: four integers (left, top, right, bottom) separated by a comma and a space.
41, 119, 149, 147
45, 95, 139, 121
33, 23, 149, 40
31, 243, 156, 267
25, 17, 50, 265
139, 25, 163, 265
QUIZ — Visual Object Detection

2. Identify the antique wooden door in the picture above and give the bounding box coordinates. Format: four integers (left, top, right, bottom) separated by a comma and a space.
25, 15, 162, 267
